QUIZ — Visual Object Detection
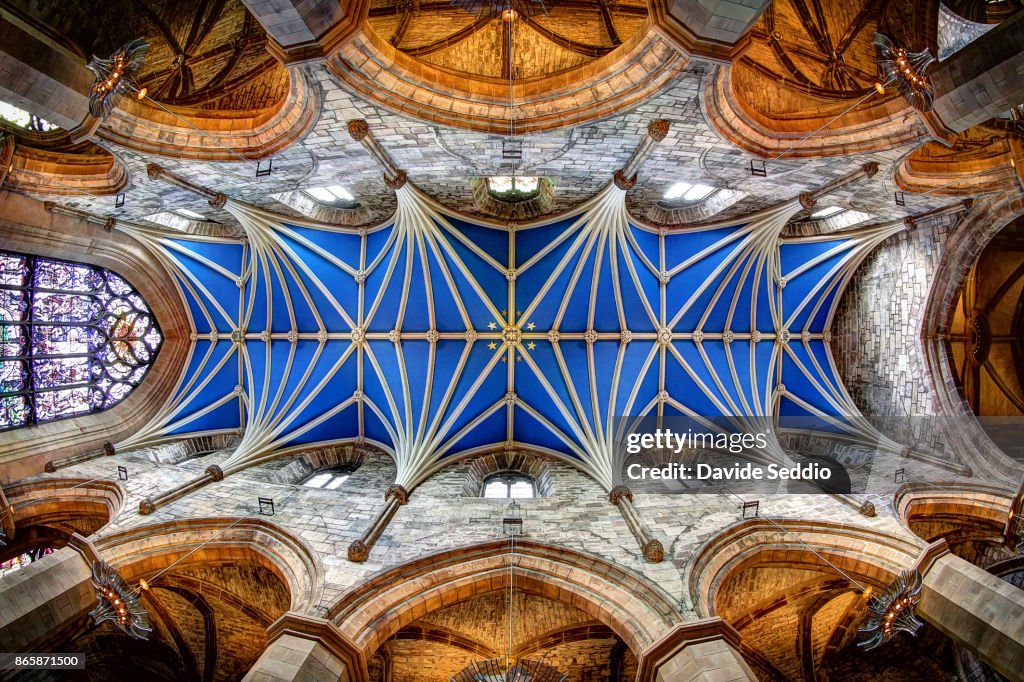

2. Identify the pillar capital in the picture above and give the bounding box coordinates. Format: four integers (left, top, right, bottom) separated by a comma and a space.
243, 612, 368, 682
636, 618, 755, 682
609, 485, 634, 505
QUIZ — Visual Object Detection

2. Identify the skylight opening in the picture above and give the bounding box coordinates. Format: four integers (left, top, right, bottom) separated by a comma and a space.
305, 185, 358, 207
0, 101, 58, 132
810, 206, 846, 219
303, 471, 350, 489
487, 176, 541, 202
175, 208, 208, 221
663, 182, 715, 203
482, 473, 536, 499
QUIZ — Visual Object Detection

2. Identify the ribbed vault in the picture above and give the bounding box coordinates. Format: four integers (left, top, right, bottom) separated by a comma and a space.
112, 180, 912, 490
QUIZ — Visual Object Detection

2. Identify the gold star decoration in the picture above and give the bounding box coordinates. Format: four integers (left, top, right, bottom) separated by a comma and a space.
501, 309, 507, 317
516, 355, 522, 362
527, 342, 536, 350
488, 341, 497, 350
487, 321, 497, 330
526, 322, 536, 330
516, 309, 522, 316
501, 355, 507, 363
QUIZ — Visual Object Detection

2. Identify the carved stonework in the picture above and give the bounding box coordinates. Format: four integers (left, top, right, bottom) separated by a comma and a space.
347, 119, 369, 141
347, 540, 369, 562
502, 326, 522, 345
613, 169, 637, 190
799, 192, 816, 210
643, 539, 665, 562
385, 170, 408, 189
648, 119, 670, 142
862, 161, 880, 178
146, 163, 163, 180
208, 193, 227, 209
859, 500, 876, 517
139, 499, 155, 515
609, 485, 633, 505
385, 484, 409, 505
206, 464, 225, 481
103, 441, 116, 457
103, 218, 116, 232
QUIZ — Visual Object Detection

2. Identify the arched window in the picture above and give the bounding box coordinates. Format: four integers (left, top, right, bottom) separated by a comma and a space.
301, 467, 352, 490
0, 250, 162, 431
482, 472, 535, 499
661, 181, 716, 206
486, 176, 541, 203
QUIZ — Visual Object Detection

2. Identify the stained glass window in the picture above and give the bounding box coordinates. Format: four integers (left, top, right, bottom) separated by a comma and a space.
0, 250, 162, 431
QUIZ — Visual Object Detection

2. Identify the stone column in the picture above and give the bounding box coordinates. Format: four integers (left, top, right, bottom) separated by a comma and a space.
347, 485, 408, 562
44, 441, 116, 472
0, 12, 92, 130
139, 465, 223, 515
610, 486, 664, 563
918, 551, 1024, 679
242, 613, 366, 682
0, 542, 96, 651
615, 119, 671, 189
637, 619, 756, 682
930, 10, 1024, 134
241, 0, 365, 65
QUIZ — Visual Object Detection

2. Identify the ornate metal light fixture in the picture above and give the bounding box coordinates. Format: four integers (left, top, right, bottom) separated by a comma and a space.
87, 39, 150, 119
874, 34, 936, 111
87, 39, 272, 178
858, 569, 924, 650
451, 500, 567, 682
450, 0, 549, 18
89, 560, 151, 640
451, 658, 567, 682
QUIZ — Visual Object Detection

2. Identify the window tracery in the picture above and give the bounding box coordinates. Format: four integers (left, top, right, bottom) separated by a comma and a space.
0, 250, 162, 430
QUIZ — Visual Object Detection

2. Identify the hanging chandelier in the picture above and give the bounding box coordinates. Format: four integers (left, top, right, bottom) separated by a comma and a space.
451, 658, 567, 682
450, 501, 568, 682
874, 33, 936, 111
450, 0, 550, 19
857, 569, 924, 650
89, 560, 152, 640
87, 39, 150, 119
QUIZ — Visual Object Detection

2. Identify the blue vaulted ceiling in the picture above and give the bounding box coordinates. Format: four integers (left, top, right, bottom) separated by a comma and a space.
120, 184, 905, 489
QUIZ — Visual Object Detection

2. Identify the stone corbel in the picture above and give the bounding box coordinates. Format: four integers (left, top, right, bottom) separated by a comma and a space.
614, 119, 670, 190
44, 441, 116, 473
146, 163, 230, 209
347, 119, 407, 189
347, 484, 408, 562
609, 485, 664, 562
